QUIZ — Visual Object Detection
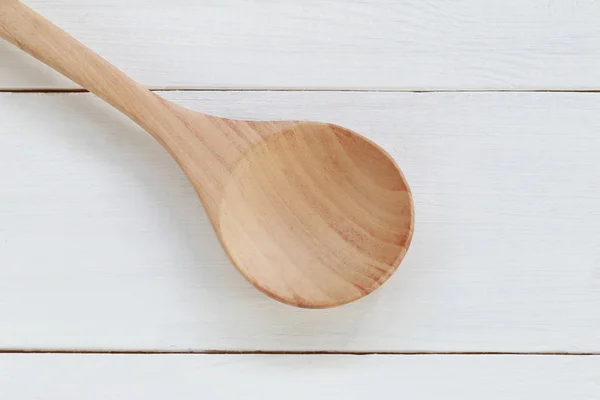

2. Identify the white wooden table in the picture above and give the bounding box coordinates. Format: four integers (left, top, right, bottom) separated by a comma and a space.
1, 1, 600, 398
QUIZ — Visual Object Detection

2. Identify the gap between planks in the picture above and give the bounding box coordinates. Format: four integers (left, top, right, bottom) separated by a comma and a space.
2, 88, 600, 94
0, 350, 598, 356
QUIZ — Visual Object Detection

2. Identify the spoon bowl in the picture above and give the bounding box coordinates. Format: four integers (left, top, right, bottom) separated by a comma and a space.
0, 0, 414, 308
217, 121, 413, 307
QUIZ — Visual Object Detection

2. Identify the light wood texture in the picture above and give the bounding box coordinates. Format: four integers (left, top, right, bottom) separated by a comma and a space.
2, 354, 600, 399
1, 90, 600, 352
0, 0, 414, 308
0, 0, 599, 90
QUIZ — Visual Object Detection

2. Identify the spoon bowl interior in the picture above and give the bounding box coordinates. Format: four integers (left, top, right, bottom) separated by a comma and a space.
218, 122, 414, 308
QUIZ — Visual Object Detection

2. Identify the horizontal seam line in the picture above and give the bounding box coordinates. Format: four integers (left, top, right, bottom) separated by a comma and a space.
0, 350, 598, 356
2, 88, 600, 94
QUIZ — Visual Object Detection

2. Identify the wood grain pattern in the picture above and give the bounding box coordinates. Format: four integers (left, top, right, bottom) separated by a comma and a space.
1, 90, 599, 352
1, 0, 600, 90
2, 0, 598, 388
0, 0, 414, 308
2, 354, 600, 399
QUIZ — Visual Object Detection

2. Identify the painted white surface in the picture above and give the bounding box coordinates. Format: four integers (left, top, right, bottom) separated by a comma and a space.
3, 0, 599, 393
1, 0, 600, 90
1, 91, 599, 352
1, 354, 599, 399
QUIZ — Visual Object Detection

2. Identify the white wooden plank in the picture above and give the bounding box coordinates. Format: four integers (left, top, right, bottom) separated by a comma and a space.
1, 0, 600, 90
1, 354, 599, 399
1, 91, 600, 352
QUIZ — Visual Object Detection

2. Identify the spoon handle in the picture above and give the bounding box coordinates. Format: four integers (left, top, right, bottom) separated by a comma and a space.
0, 0, 173, 146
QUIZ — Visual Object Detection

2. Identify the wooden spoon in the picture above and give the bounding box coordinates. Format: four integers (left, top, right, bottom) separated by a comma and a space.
0, 0, 414, 308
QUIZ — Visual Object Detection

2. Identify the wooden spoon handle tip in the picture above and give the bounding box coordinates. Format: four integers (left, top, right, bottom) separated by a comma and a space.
0, 1, 172, 145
